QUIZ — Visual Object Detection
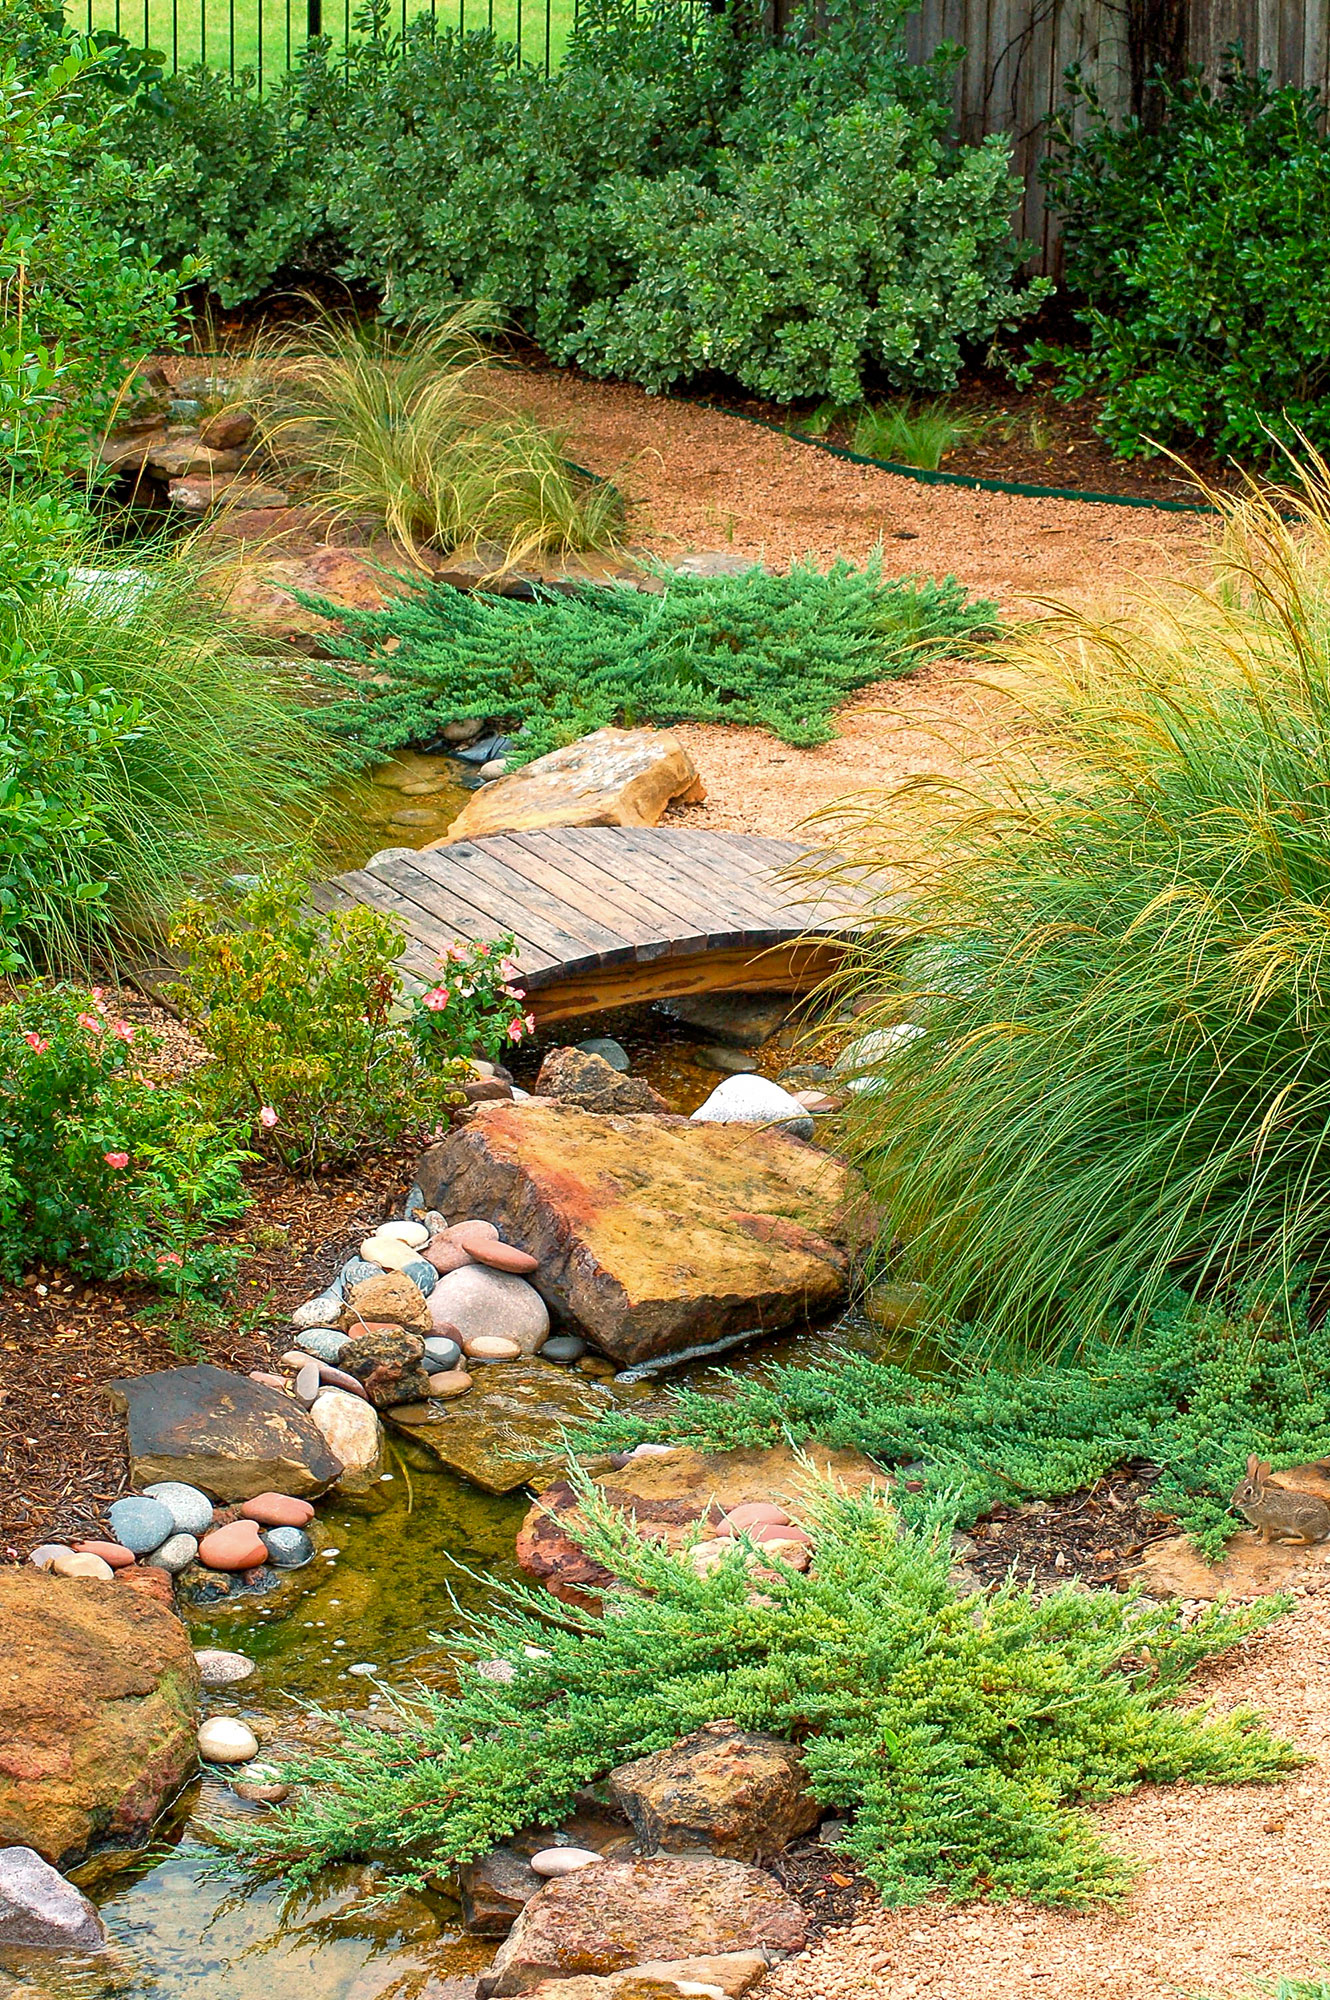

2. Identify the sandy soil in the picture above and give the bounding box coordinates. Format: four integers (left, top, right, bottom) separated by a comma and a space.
763, 1590, 1330, 2000
509, 370, 1210, 616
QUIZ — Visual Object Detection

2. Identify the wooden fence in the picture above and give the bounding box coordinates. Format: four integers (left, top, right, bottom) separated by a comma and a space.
902, 0, 1330, 269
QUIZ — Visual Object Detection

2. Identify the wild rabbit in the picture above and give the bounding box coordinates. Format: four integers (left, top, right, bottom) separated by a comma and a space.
1230, 1455, 1330, 1545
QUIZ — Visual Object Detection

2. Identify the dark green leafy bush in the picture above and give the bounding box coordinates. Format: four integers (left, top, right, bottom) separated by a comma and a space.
109, 0, 1046, 404
589, 1295, 1330, 1558
1036, 58, 1330, 459
304, 558, 994, 765
221, 1479, 1295, 1903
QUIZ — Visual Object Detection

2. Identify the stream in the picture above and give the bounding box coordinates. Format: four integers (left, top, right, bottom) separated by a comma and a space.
0, 750, 868, 2000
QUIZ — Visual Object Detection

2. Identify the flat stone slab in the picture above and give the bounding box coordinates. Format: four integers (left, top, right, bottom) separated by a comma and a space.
385, 1360, 617, 1495
437, 726, 704, 845
107, 1363, 343, 1502
417, 1102, 876, 1368
517, 1443, 888, 1608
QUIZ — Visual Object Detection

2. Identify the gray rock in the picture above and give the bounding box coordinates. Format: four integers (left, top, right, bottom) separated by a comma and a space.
696, 1046, 759, 1075
262, 1525, 314, 1568
193, 1647, 255, 1686
108, 1495, 174, 1556
106, 1362, 342, 1502
423, 1335, 462, 1371
293, 1292, 345, 1328
142, 1480, 213, 1537
689, 1074, 815, 1141
400, 1256, 437, 1297
662, 990, 792, 1049
831, 1024, 923, 1080
295, 1362, 322, 1406
576, 1037, 630, 1072
146, 1532, 198, 1574
671, 551, 760, 579
405, 1182, 427, 1217
297, 1328, 351, 1364
339, 1259, 380, 1291
0, 1846, 106, 1952
539, 1335, 586, 1365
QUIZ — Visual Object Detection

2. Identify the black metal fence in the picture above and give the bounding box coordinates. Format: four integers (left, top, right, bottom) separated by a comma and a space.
77, 0, 576, 84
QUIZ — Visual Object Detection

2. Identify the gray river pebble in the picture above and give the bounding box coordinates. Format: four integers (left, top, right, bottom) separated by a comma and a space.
423, 1335, 462, 1370
143, 1481, 214, 1537
339, 1258, 380, 1290
293, 1292, 344, 1328
540, 1335, 586, 1365
147, 1533, 199, 1574
262, 1525, 314, 1568
193, 1648, 255, 1686
400, 1257, 437, 1297
298, 1328, 351, 1364
109, 1495, 175, 1556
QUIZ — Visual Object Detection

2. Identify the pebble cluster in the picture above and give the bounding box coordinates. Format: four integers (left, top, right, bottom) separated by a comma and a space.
28, 1487, 316, 1585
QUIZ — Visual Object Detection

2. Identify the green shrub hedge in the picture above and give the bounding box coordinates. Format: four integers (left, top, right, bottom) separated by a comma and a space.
106, 0, 1049, 404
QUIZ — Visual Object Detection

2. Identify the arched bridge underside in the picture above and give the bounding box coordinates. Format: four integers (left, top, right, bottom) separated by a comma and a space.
315, 825, 882, 1025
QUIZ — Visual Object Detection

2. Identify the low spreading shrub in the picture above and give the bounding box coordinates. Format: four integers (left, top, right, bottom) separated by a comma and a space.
169, 871, 532, 1168
221, 1478, 1295, 1902
799, 471, 1330, 1352
1035, 57, 1330, 459
104, 0, 1046, 406
0, 980, 250, 1290
304, 557, 994, 766
0, 513, 343, 972
257, 305, 621, 566
588, 1294, 1330, 1558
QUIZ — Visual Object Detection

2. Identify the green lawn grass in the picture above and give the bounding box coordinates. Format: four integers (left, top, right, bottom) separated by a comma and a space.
76, 0, 576, 80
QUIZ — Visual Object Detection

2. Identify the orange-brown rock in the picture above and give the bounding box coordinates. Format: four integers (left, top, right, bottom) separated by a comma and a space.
339, 1270, 432, 1336
222, 543, 404, 648
198, 1521, 268, 1571
437, 727, 705, 845
0, 1570, 199, 1868
608, 1725, 819, 1862
534, 1048, 668, 1117
416, 1102, 875, 1367
516, 1443, 886, 1610
514, 1955, 771, 2000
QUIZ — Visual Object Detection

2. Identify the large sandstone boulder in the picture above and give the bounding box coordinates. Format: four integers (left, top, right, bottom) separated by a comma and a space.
516, 1443, 887, 1610
518, 1958, 770, 2000
416, 1103, 875, 1368
0, 1571, 199, 1868
609, 1725, 819, 1862
438, 727, 704, 845
479, 1855, 804, 1997
107, 1364, 342, 1501
387, 1359, 615, 1495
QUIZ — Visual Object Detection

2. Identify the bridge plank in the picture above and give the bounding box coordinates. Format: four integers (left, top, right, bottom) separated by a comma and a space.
525, 827, 750, 952
496, 831, 687, 946
359, 855, 561, 970
409, 843, 632, 969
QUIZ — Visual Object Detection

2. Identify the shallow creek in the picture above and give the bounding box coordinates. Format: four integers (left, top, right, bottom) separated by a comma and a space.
2, 753, 866, 1999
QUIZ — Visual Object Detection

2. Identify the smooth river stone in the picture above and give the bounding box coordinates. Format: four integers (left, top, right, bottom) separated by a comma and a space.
428, 1264, 550, 1354
240, 1492, 315, 1528
109, 1495, 175, 1556
292, 1293, 344, 1328
297, 1329, 350, 1364
689, 1072, 815, 1141
71, 1540, 136, 1569
51, 1551, 114, 1581
529, 1847, 601, 1877
194, 1648, 255, 1686
441, 1218, 498, 1246
295, 1362, 322, 1406
399, 1257, 438, 1297
146, 1533, 199, 1574
197, 1717, 258, 1764
427, 1370, 473, 1399
143, 1480, 214, 1537
198, 1520, 268, 1571
749, 1522, 813, 1547
262, 1525, 314, 1567
359, 1234, 419, 1272
538, 1335, 585, 1366
467, 1239, 541, 1277
309, 1388, 383, 1495
338, 1259, 380, 1291
377, 1219, 429, 1248
423, 1238, 475, 1276
463, 1334, 522, 1361
717, 1502, 791, 1536
27, 1545, 70, 1570
423, 1335, 462, 1370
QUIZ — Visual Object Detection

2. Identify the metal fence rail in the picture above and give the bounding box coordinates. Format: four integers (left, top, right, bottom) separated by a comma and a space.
79, 0, 576, 83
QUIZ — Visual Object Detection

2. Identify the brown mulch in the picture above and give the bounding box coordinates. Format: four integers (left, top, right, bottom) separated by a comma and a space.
770, 1839, 881, 1939
0, 1144, 419, 1558
962, 1470, 1179, 1594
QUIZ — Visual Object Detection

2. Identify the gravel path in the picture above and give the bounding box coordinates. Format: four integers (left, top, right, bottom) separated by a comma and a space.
765, 1590, 1330, 2000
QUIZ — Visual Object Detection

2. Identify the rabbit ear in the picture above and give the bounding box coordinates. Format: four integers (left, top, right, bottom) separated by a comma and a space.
1247, 1454, 1261, 1477
1259, 1460, 1273, 1480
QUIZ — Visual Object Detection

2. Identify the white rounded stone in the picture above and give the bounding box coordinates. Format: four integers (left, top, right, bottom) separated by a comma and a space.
194, 1648, 255, 1686
309, 1388, 383, 1494
376, 1219, 430, 1248
833, 1022, 923, 1093
529, 1847, 601, 1878
359, 1234, 420, 1271
146, 1533, 198, 1574
292, 1293, 344, 1328
428, 1264, 549, 1353
143, 1480, 214, 1537
689, 1073, 815, 1140
197, 1716, 258, 1764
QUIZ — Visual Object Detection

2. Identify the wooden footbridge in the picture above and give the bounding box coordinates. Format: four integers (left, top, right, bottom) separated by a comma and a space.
315, 826, 883, 1023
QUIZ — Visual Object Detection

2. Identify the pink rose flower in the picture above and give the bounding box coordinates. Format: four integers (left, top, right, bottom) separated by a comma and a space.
506, 1017, 526, 1043
113, 1020, 135, 1043
259, 1105, 279, 1129
22, 1031, 48, 1053
421, 986, 450, 1012
104, 1152, 129, 1169
77, 1012, 103, 1035
156, 1251, 182, 1267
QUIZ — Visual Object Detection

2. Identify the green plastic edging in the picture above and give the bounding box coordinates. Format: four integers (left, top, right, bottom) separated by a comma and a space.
704, 402, 1217, 516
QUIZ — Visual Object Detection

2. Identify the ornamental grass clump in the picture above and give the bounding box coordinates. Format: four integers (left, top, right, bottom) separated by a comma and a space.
256, 303, 622, 569
805, 463, 1330, 1354
220, 1477, 1296, 1904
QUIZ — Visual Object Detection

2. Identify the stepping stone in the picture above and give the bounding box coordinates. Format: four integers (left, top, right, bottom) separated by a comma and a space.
107, 1364, 341, 1502
387, 1360, 616, 1495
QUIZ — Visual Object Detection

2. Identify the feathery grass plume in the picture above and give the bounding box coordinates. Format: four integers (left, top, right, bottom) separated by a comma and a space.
0, 519, 344, 972
851, 398, 990, 471
800, 455, 1330, 1356
255, 302, 622, 569
216, 1474, 1296, 1904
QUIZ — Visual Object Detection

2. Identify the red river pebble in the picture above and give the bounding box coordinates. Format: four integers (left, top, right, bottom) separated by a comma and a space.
240, 1493, 315, 1529
198, 1521, 268, 1571
72, 1540, 136, 1569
